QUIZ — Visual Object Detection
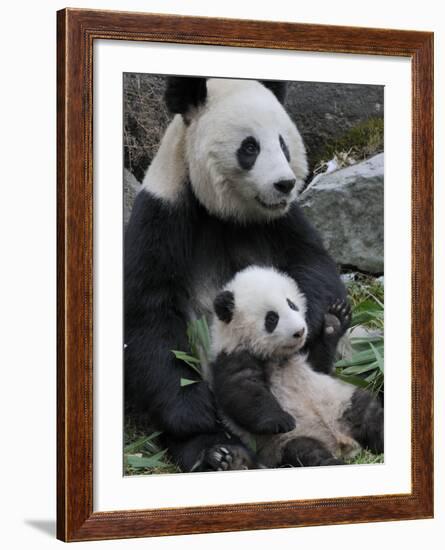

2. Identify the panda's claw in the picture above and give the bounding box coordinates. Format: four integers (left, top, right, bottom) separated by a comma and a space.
195, 443, 259, 472
324, 299, 352, 338
212, 450, 223, 462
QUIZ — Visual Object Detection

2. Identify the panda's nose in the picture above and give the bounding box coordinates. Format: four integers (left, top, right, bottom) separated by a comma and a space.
293, 328, 305, 339
274, 179, 296, 194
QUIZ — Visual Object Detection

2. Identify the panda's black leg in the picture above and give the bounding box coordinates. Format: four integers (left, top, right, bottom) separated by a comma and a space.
163, 432, 259, 473
281, 437, 345, 467
306, 299, 352, 374
343, 389, 384, 455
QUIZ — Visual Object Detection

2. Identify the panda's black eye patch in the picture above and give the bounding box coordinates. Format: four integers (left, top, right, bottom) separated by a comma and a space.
265, 311, 279, 333
237, 136, 260, 170
287, 298, 299, 311
279, 134, 290, 162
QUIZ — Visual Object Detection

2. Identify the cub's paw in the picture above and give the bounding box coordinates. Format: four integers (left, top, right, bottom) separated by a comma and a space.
255, 411, 296, 435
324, 299, 352, 338
193, 444, 258, 472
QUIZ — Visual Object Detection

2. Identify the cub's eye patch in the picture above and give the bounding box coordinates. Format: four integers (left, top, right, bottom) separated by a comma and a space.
287, 298, 299, 311
265, 310, 279, 333
279, 134, 290, 162
241, 136, 260, 154
237, 136, 260, 170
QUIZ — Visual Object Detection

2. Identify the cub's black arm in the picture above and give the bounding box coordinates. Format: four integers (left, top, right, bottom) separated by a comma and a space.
212, 350, 295, 435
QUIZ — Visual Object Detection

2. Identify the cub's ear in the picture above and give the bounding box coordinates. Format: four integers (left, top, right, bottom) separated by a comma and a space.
213, 291, 235, 324
260, 80, 287, 104
165, 77, 207, 118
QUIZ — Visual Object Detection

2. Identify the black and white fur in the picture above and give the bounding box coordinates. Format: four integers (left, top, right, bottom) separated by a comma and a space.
210, 266, 383, 468
124, 77, 348, 472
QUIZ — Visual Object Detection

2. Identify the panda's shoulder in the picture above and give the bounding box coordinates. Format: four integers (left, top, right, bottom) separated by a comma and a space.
130, 185, 197, 224
125, 185, 202, 260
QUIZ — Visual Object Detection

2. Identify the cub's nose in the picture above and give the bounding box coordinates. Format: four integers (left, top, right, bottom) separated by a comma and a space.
293, 328, 305, 339
274, 178, 296, 195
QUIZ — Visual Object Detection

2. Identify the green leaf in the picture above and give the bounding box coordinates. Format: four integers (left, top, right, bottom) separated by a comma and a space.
350, 336, 383, 346
365, 370, 379, 383
125, 450, 168, 469
366, 292, 384, 308
180, 377, 198, 387
186, 317, 211, 362
246, 434, 257, 453
171, 350, 202, 375
339, 362, 379, 375
335, 348, 377, 367
370, 342, 384, 372
124, 431, 162, 454
171, 351, 201, 363
195, 317, 211, 357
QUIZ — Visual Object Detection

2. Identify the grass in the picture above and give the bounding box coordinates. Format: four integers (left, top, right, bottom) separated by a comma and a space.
311, 117, 384, 178
124, 275, 384, 474
348, 450, 384, 465
124, 417, 178, 475
335, 274, 384, 397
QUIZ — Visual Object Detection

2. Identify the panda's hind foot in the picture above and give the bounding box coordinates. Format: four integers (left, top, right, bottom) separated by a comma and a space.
324, 299, 352, 338
192, 443, 258, 472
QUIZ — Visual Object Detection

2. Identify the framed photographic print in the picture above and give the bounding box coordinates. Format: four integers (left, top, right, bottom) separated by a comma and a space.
57, 8, 434, 542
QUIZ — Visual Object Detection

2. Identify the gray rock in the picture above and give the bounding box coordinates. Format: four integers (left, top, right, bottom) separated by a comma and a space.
300, 153, 384, 274
124, 168, 141, 226
286, 81, 383, 170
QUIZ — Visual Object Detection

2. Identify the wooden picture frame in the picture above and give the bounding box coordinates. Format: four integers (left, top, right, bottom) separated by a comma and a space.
57, 8, 434, 542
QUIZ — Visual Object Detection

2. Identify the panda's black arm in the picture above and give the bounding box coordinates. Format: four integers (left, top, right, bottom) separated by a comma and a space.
276, 204, 347, 373
212, 351, 296, 435
124, 189, 218, 438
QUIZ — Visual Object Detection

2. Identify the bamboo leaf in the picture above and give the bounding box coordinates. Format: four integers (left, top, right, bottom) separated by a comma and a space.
125, 450, 168, 469
180, 377, 198, 387
339, 362, 379, 375
370, 342, 384, 372
246, 434, 257, 453
171, 351, 201, 363
350, 336, 383, 345
171, 350, 202, 375
365, 370, 379, 383
335, 348, 377, 367
124, 431, 162, 454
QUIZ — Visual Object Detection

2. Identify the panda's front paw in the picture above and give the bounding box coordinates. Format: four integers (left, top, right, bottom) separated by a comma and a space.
255, 411, 296, 435
324, 299, 352, 339
192, 444, 258, 472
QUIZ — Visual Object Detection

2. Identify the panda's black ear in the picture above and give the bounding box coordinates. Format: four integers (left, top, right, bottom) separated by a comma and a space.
260, 80, 287, 104
214, 291, 235, 324
165, 76, 207, 116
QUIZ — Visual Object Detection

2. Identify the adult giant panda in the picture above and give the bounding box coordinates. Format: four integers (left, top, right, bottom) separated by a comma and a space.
124, 76, 348, 472
209, 266, 383, 470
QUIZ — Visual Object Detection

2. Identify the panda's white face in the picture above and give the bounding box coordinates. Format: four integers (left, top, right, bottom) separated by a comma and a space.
185, 79, 308, 222
211, 266, 308, 359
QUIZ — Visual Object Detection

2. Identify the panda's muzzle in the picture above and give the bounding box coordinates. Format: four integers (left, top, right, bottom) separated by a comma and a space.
274, 178, 296, 195
255, 197, 288, 211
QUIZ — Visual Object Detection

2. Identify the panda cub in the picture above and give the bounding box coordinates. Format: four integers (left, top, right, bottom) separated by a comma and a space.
209, 266, 383, 469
